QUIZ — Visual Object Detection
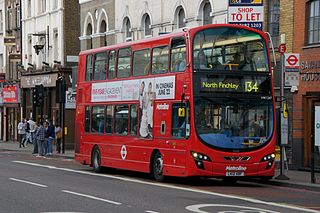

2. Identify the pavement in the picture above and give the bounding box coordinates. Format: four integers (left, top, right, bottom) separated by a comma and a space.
1, 140, 319, 191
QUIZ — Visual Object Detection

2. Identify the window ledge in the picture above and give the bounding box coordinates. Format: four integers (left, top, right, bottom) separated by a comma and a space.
302, 44, 320, 49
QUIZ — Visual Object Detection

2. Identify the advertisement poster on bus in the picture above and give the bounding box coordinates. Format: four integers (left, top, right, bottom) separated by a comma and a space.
122, 80, 140, 101
228, 0, 264, 30
139, 78, 156, 138
91, 76, 175, 102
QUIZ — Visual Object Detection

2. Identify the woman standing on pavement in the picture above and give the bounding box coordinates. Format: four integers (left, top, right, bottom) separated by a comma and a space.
55, 124, 62, 154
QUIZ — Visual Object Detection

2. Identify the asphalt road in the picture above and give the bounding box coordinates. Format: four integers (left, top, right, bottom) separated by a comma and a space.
0, 150, 319, 213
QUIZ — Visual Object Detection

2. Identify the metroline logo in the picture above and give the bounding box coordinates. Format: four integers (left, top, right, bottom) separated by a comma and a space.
225, 166, 247, 171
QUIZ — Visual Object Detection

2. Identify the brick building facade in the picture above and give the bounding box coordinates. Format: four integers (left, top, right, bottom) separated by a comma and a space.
292, 0, 320, 169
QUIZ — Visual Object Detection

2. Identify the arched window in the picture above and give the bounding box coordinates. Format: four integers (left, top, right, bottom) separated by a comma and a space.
143, 14, 151, 37
203, 2, 212, 25
86, 23, 92, 36
100, 20, 107, 33
86, 23, 93, 49
177, 7, 186, 28
124, 17, 132, 41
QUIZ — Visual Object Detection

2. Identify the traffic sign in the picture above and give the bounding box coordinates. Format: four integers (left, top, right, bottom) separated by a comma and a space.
284, 53, 300, 70
279, 44, 286, 54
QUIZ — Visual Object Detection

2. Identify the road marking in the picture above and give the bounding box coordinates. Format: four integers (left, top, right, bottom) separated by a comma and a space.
13, 161, 319, 213
145, 211, 160, 213
186, 204, 280, 213
9, 178, 48, 188
62, 190, 122, 205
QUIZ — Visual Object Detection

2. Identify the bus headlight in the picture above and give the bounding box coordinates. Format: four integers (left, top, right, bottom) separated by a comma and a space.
191, 151, 212, 162
261, 153, 276, 162
191, 151, 211, 170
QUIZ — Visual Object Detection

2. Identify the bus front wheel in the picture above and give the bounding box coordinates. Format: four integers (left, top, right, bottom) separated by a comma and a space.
151, 152, 165, 182
92, 146, 102, 173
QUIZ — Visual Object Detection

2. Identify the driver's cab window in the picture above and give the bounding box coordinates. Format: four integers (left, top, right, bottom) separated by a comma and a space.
170, 37, 186, 72
172, 103, 187, 138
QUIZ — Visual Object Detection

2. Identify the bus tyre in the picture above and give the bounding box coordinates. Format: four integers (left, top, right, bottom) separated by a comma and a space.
92, 146, 102, 173
151, 152, 165, 182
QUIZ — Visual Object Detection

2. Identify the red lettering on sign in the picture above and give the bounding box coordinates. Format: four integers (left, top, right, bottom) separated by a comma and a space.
246, 13, 261, 21
231, 13, 242, 21
238, 8, 254, 13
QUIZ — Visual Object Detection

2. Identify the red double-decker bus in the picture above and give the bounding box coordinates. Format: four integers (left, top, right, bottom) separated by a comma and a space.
75, 24, 276, 182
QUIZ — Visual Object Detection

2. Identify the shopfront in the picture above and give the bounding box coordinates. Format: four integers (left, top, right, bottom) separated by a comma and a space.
292, 54, 320, 170
2, 84, 20, 142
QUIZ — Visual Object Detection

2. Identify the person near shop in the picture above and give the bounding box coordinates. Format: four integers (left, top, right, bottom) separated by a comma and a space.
35, 122, 46, 157
55, 124, 62, 154
46, 120, 55, 156
17, 119, 27, 148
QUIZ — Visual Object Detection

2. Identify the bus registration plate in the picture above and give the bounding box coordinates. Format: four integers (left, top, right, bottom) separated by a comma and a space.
226, 172, 244, 176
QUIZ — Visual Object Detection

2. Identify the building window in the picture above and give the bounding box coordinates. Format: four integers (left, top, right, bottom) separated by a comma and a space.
0, 10, 3, 33
307, 0, 320, 44
53, 29, 58, 61
100, 20, 107, 33
52, 0, 57, 10
7, 6, 12, 31
16, 4, 20, 29
203, 2, 212, 25
28, 36, 33, 63
268, 0, 280, 48
27, 0, 31, 17
0, 54, 3, 71
39, 0, 46, 14
124, 17, 132, 41
143, 14, 151, 37
175, 6, 186, 29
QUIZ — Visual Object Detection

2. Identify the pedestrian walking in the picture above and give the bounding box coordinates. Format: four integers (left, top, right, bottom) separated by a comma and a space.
46, 120, 55, 156
28, 118, 38, 154
55, 123, 62, 154
25, 118, 31, 146
17, 119, 27, 148
35, 122, 46, 156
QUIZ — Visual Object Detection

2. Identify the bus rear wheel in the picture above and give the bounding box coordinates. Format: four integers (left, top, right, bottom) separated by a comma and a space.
92, 146, 102, 173
151, 152, 165, 182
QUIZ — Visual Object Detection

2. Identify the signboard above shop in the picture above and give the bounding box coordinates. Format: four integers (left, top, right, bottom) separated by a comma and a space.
228, 0, 264, 30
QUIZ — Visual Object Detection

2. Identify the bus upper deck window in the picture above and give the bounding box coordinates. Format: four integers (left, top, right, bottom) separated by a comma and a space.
170, 37, 186, 72
108, 50, 116, 79
117, 48, 131, 78
86, 55, 93, 81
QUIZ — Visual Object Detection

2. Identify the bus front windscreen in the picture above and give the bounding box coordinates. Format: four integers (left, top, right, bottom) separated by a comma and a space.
194, 97, 273, 150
